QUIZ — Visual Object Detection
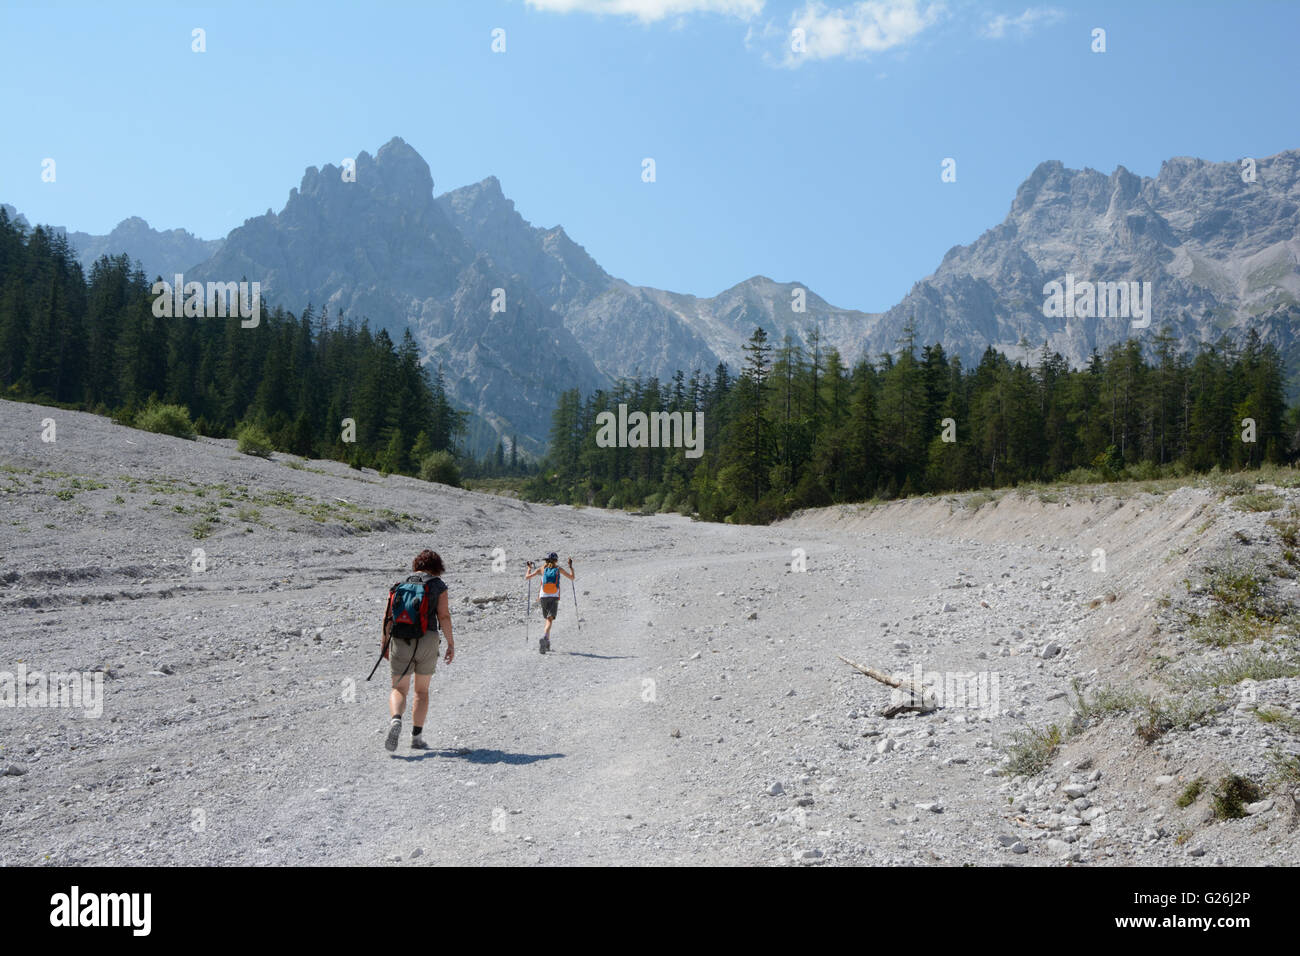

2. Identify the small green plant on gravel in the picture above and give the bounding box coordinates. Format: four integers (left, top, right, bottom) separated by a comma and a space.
963, 491, 998, 511
1268, 751, 1300, 809
1209, 472, 1256, 497
135, 402, 197, 440
1004, 724, 1063, 776
1176, 778, 1206, 808
1255, 707, 1300, 734
1267, 507, 1300, 547
1135, 694, 1219, 743
1185, 564, 1290, 647
1175, 653, 1300, 691
1233, 491, 1283, 512
1070, 681, 1148, 726
1211, 774, 1262, 819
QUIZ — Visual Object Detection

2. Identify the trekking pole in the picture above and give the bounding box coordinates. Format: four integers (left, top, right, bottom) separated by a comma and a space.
366, 639, 388, 682
524, 561, 533, 644
568, 557, 581, 632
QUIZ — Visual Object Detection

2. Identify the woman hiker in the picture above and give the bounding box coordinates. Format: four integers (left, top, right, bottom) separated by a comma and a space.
525, 553, 574, 654
382, 549, 454, 751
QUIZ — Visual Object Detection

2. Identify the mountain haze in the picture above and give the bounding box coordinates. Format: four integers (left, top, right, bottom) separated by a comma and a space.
8, 142, 1298, 450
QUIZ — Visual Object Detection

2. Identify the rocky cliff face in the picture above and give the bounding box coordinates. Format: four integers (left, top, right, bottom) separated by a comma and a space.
868, 152, 1300, 372
12, 143, 1297, 449
187, 138, 607, 455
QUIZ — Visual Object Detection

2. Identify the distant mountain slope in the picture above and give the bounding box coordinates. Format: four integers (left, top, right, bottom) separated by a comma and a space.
186, 138, 607, 456
10, 143, 1298, 448
868, 152, 1300, 374
0, 205, 221, 279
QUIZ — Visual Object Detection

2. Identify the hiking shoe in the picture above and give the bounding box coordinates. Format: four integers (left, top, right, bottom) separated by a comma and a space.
539, 636, 550, 654
384, 719, 402, 752
411, 734, 430, 751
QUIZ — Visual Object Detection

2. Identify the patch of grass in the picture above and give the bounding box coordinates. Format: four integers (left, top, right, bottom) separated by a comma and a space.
1210, 774, 1262, 820
1004, 723, 1063, 777
1267, 507, 1300, 547
962, 491, 1000, 511
1209, 473, 1257, 497
1135, 694, 1220, 743
1176, 778, 1206, 808
1175, 653, 1300, 691
1268, 751, 1300, 807
1185, 563, 1293, 647
1233, 491, 1284, 512
1070, 681, 1147, 725
1255, 707, 1300, 734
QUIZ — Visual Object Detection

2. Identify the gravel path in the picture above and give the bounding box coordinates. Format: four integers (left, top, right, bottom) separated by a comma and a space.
2, 400, 1296, 866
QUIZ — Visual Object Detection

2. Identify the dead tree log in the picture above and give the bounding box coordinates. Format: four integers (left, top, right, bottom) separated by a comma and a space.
837, 654, 937, 717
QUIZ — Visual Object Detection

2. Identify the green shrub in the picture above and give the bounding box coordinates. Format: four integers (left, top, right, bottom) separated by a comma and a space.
1176, 778, 1205, 808
236, 423, 275, 458
419, 451, 461, 488
1211, 774, 1262, 819
135, 403, 197, 440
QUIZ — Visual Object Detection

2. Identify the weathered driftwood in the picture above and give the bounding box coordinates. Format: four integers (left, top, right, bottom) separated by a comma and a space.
837, 654, 937, 717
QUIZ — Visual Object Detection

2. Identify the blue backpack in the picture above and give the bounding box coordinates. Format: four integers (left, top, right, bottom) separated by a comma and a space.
387, 573, 445, 640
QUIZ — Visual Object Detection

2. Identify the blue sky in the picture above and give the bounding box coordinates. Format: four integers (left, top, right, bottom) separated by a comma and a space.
2, 0, 1296, 311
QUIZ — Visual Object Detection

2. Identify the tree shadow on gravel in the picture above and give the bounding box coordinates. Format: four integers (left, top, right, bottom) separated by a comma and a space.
393, 748, 565, 765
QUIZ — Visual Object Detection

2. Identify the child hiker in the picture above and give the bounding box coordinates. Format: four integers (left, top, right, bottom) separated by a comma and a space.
525, 553, 574, 654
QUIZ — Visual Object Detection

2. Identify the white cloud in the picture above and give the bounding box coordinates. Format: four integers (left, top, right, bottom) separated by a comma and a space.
981, 6, 1064, 39
524, 0, 764, 23
782, 1, 945, 66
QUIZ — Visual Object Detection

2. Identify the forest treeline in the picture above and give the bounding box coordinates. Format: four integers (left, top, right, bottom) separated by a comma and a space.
524, 324, 1294, 523
0, 208, 465, 476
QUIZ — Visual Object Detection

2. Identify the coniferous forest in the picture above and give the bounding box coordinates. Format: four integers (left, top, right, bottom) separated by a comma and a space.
524, 325, 1295, 523
0, 209, 464, 475
2, 206, 1296, 521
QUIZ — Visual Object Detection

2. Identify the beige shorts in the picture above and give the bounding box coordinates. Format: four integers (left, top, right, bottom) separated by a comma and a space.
389, 632, 440, 679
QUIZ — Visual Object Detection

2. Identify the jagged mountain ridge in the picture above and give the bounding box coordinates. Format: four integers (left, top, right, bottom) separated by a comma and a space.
871, 152, 1300, 375
8, 142, 1299, 450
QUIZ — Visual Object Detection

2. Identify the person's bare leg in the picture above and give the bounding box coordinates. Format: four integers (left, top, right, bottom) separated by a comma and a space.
390, 674, 411, 718
411, 673, 432, 727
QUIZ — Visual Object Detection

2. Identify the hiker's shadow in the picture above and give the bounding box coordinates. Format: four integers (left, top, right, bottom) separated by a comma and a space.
560, 651, 636, 660
394, 748, 565, 765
